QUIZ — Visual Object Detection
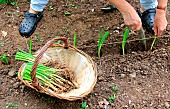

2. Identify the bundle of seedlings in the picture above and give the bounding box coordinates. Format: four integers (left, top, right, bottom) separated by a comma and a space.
16, 37, 97, 101
15, 50, 76, 93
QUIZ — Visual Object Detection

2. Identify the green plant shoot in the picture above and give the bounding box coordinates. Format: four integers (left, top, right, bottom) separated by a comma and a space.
150, 35, 157, 51
64, 11, 71, 16
49, 5, 53, 10
29, 39, 32, 54
0, 0, 7, 4
10, 1, 15, 5
113, 86, 119, 93
98, 30, 110, 58
6, 102, 19, 109
1, 53, 8, 64
79, 102, 89, 109
108, 94, 116, 102
73, 34, 77, 47
122, 27, 130, 56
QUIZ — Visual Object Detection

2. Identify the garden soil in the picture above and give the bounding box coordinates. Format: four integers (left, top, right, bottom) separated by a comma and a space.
0, 0, 170, 109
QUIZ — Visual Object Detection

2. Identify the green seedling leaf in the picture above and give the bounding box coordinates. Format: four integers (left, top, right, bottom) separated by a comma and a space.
29, 39, 32, 54
122, 27, 130, 56
79, 102, 89, 109
6, 102, 18, 109
49, 5, 53, 10
74, 6, 78, 9
0, 42, 4, 47
73, 34, 77, 47
150, 35, 157, 51
113, 86, 119, 93
1, 53, 8, 64
64, 11, 71, 16
10, 1, 15, 5
108, 94, 116, 102
98, 31, 109, 58
0, 0, 7, 4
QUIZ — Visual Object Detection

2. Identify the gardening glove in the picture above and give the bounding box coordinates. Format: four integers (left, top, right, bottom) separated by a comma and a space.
153, 9, 167, 36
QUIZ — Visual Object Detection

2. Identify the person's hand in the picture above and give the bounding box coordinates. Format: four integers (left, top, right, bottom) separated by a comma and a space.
153, 9, 167, 36
122, 9, 142, 31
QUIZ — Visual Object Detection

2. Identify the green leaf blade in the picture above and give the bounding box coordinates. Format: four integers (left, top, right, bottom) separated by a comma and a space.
98, 31, 110, 58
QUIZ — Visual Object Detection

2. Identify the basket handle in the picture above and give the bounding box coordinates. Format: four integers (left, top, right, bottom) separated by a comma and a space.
30, 37, 69, 90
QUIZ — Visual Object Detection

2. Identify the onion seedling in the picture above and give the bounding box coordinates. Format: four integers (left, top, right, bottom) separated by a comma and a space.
98, 30, 110, 58
29, 39, 32, 54
150, 35, 157, 51
73, 34, 77, 47
122, 27, 130, 56
15, 50, 35, 62
1, 53, 8, 64
15, 50, 76, 92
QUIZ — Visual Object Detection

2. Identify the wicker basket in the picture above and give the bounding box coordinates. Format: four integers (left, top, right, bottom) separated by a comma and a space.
18, 37, 97, 101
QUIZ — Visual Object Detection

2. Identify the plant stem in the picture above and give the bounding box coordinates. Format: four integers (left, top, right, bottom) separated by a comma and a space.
150, 35, 157, 51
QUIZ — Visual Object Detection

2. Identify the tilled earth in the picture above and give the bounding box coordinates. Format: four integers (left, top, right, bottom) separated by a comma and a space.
0, 0, 170, 109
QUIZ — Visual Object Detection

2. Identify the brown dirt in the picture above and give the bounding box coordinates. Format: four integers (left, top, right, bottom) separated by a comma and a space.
0, 0, 170, 109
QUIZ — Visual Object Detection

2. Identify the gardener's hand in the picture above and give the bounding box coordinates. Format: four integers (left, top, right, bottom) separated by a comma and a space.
153, 9, 167, 36
122, 9, 142, 31
108, 0, 142, 30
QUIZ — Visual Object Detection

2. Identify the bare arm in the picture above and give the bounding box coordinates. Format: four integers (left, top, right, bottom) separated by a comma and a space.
108, 0, 142, 30
157, 0, 168, 10
154, 0, 168, 36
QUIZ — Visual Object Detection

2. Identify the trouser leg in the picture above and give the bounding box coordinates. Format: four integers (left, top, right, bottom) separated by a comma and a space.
140, 0, 158, 10
30, 0, 49, 12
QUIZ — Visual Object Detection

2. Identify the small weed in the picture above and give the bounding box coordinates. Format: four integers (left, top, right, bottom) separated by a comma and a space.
64, 11, 71, 16
10, 1, 15, 5
6, 102, 19, 109
10, 0, 19, 6
73, 33, 77, 47
79, 102, 89, 109
74, 6, 78, 9
9, 87, 13, 92
0, 42, 4, 47
0, 0, 19, 6
108, 85, 119, 103
66, 26, 71, 33
67, 4, 78, 9
113, 85, 119, 93
35, 32, 43, 42
1, 53, 8, 64
122, 27, 130, 56
108, 94, 116, 102
98, 30, 110, 58
43, 25, 47, 29
49, 5, 53, 11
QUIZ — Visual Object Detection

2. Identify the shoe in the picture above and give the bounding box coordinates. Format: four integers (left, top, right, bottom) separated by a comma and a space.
137, 8, 156, 35
19, 11, 43, 38
100, 4, 117, 13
